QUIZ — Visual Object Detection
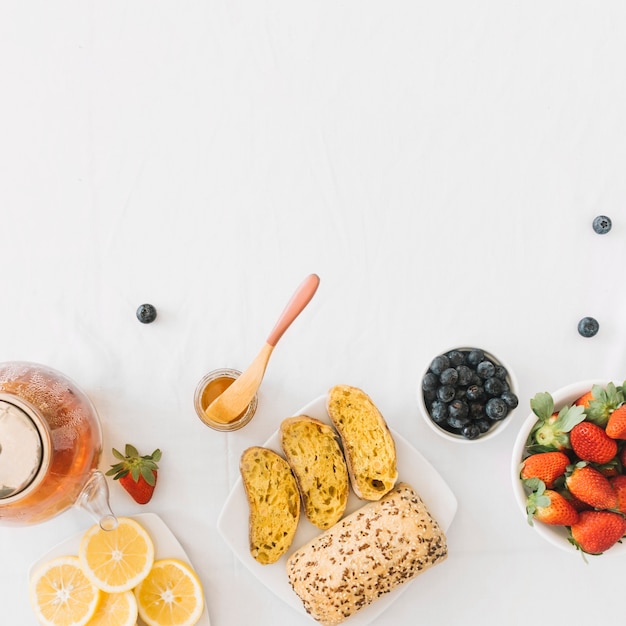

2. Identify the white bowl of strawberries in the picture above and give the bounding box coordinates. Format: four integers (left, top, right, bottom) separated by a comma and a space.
512, 379, 626, 556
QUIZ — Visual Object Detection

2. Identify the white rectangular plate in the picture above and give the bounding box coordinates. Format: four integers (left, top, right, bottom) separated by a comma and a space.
30, 513, 211, 626
217, 394, 458, 626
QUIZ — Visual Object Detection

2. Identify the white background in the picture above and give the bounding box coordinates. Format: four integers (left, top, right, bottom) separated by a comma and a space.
1, 2, 626, 624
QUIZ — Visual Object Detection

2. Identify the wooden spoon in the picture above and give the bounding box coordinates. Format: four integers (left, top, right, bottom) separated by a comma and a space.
203, 274, 320, 424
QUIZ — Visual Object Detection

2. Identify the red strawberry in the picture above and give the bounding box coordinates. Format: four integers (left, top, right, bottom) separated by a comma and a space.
106, 444, 162, 505
610, 475, 626, 514
526, 485, 579, 526
606, 405, 626, 439
574, 390, 594, 408
565, 463, 618, 510
620, 446, 626, 467
520, 451, 570, 488
569, 510, 626, 555
570, 421, 617, 464
559, 490, 591, 512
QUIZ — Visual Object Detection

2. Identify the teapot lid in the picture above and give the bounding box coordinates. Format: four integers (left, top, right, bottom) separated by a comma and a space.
0, 400, 44, 499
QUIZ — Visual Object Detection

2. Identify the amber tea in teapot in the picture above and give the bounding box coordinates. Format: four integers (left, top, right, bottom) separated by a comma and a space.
0, 362, 116, 528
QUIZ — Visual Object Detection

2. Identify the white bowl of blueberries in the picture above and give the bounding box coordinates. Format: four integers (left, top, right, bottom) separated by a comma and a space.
418, 346, 519, 442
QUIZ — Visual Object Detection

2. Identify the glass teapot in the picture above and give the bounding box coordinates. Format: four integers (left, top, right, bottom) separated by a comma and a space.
0, 361, 117, 529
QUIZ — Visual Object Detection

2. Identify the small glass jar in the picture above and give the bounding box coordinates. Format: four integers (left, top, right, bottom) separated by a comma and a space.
193, 368, 258, 432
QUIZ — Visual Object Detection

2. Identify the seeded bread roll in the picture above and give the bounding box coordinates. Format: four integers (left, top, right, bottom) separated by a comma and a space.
240, 446, 300, 565
286, 483, 447, 626
327, 385, 398, 500
280, 416, 349, 530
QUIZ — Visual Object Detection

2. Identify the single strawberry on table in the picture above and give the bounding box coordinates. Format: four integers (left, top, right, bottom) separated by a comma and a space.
106, 444, 162, 504
569, 510, 626, 555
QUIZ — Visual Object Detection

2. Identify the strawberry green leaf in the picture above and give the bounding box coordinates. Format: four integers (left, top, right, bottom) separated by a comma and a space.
531, 392, 554, 420
552, 404, 586, 432
140, 465, 156, 486
125, 443, 140, 458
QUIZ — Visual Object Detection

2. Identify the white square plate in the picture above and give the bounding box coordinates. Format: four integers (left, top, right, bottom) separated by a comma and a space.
30, 513, 211, 626
217, 394, 458, 625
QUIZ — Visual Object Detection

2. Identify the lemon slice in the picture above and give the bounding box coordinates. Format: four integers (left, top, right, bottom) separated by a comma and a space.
29, 555, 101, 626
79, 516, 155, 593
134, 558, 204, 626
87, 590, 138, 626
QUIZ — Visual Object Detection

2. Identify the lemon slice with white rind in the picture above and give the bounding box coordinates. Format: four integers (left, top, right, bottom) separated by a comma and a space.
29, 555, 101, 626
87, 590, 138, 626
79, 516, 155, 593
134, 558, 205, 626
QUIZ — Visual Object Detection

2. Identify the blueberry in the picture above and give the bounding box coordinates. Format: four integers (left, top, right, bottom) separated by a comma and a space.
440, 367, 459, 386
578, 317, 599, 338
446, 350, 466, 366
437, 385, 456, 403
422, 372, 439, 392
448, 399, 469, 420
456, 365, 473, 386
454, 388, 467, 400
476, 360, 495, 379
501, 391, 519, 409
136, 303, 157, 324
461, 423, 481, 439
469, 402, 486, 419
484, 377, 504, 397
493, 365, 508, 380
430, 354, 450, 375
486, 397, 509, 420
423, 389, 437, 403
447, 414, 471, 430
475, 418, 492, 433
466, 384, 485, 401
429, 401, 448, 424
467, 349, 485, 366
592, 215, 612, 235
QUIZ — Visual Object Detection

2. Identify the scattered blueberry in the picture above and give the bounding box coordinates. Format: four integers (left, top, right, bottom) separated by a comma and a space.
592, 215, 612, 235
136, 303, 157, 324
578, 316, 599, 338
421, 347, 517, 439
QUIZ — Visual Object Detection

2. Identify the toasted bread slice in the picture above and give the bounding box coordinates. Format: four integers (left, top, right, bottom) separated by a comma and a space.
239, 446, 300, 565
280, 416, 349, 529
326, 385, 397, 500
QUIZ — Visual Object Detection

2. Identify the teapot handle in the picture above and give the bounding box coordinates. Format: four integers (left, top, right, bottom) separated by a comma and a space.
76, 470, 118, 531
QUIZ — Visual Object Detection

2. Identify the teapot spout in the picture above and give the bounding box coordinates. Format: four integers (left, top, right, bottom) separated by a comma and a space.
76, 470, 118, 531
